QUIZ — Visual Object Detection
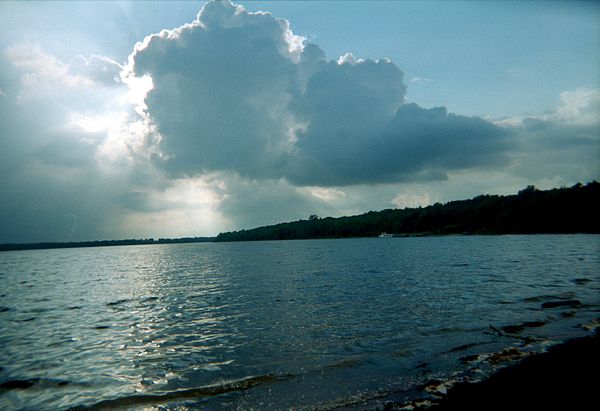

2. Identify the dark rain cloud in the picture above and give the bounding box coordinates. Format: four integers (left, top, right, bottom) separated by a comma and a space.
0, 47, 141, 243
509, 116, 599, 183
287, 103, 512, 186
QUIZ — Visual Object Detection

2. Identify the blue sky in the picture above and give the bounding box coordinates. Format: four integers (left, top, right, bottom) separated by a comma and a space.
0, 1, 598, 242
241, 1, 600, 118
3, 1, 598, 117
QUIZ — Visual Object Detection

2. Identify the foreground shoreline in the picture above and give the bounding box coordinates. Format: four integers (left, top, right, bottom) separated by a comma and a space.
390, 331, 599, 410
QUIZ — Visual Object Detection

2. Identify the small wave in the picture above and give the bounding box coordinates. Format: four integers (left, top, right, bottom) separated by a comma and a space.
73, 374, 292, 410
28, 306, 50, 313
325, 356, 365, 370
445, 341, 487, 353
500, 321, 546, 334
47, 338, 76, 347
523, 291, 576, 303
106, 299, 130, 307
541, 299, 582, 309
437, 326, 467, 334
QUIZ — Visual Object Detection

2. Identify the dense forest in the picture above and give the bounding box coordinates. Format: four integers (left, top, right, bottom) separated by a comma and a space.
215, 182, 600, 242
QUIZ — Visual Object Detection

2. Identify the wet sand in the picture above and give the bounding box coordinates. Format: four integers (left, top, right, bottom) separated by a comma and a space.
425, 331, 599, 410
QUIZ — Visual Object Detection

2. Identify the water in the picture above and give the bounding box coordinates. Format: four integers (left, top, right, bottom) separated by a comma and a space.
0, 235, 598, 410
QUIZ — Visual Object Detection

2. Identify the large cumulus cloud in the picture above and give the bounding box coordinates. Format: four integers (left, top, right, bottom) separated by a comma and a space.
130, 0, 301, 179
129, 0, 514, 186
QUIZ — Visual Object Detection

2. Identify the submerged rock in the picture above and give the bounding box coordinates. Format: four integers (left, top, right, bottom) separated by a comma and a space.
423, 379, 453, 396
0, 379, 37, 390
459, 354, 480, 364
394, 399, 436, 410
447, 342, 484, 353
488, 347, 527, 365
582, 318, 600, 331
460, 346, 528, 367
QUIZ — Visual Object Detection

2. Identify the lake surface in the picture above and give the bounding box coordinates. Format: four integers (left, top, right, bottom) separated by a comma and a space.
1, 235, 599, 410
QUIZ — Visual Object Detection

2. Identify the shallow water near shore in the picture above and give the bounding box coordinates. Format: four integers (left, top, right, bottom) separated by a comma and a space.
1, 235, 599, 410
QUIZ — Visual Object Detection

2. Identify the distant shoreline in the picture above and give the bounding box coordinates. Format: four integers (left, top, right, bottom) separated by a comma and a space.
3, 181, 598, 251
0, 237, 215, 252
1, 232, 599, 252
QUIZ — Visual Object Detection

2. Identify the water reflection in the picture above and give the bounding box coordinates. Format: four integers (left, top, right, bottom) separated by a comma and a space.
101, 245, 239, 397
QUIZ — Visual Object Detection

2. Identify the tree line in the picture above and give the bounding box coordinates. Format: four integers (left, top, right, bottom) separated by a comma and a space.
215, 182, 600, 242
3, 182, 597, 250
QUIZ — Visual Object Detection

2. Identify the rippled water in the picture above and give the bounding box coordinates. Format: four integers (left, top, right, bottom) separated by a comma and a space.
1, 235, 599, 410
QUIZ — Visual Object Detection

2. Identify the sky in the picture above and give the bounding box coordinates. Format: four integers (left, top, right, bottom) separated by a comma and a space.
0, 0, 598, 243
